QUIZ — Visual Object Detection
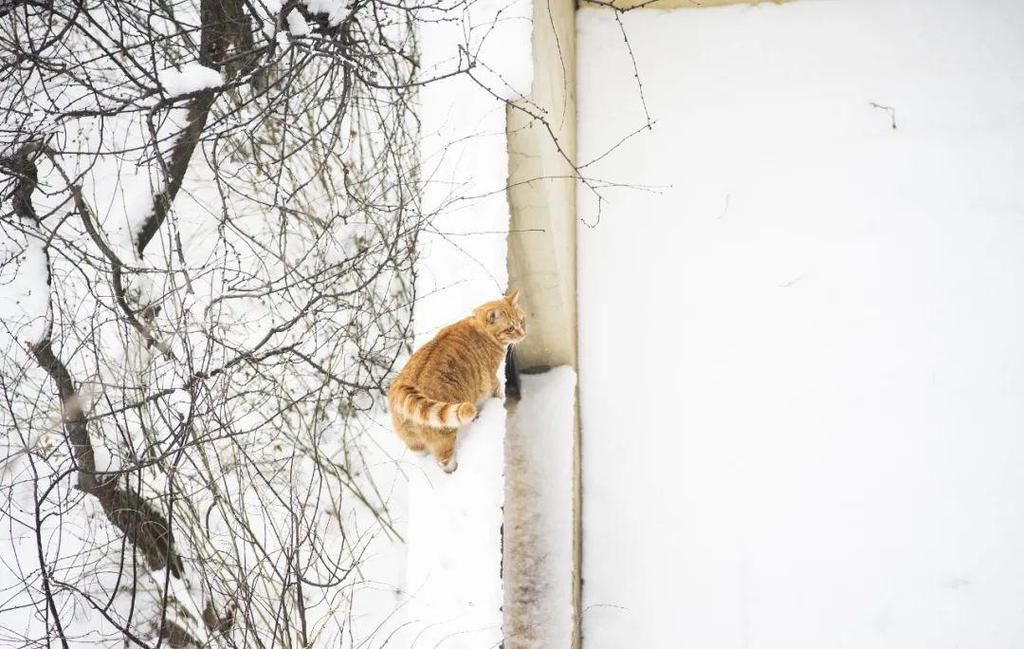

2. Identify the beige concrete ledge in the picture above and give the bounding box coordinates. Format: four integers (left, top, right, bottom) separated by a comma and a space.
505, 157, 578, 371
506, 1, 577, 372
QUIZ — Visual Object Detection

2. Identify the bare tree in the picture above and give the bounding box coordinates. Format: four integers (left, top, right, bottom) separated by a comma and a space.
0, 0, 433, 645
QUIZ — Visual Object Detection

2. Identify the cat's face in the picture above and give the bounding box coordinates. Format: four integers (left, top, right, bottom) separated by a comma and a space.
476, 291, 527, 345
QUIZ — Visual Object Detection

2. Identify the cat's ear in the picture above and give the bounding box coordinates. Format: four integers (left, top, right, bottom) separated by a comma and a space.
488, 309, 501, 324
506, 289, 520, 305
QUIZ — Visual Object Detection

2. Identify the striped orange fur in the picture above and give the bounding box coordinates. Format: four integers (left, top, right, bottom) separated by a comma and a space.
388, 291, 527, 473
391, 384, 477, 428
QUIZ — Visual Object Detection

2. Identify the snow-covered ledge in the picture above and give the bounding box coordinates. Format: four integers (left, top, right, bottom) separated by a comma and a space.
504, 368, 578, 648
399, 0, 532, 645
401, 402, 507, 648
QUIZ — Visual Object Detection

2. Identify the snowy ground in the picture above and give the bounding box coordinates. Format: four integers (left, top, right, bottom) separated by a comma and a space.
578, 0, 1024, 647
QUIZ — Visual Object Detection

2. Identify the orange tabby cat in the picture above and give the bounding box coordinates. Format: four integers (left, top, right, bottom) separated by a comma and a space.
388, 291, 527, 472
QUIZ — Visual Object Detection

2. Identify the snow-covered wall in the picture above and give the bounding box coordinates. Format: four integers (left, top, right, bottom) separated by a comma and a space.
390, 2, 531, 646
578, 1, 1024, 647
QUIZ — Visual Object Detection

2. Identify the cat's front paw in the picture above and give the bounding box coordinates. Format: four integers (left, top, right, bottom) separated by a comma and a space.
440, 456, 458, 473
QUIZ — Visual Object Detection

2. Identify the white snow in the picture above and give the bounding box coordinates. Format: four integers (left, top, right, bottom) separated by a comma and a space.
577, 1, 1024, 648
0, 225, 50, 345
414, 0, 533, 337
302, 0, 348, 26
159, 63, 223, 96
399, 399, 507, 648
504, 367, 577, 649
286, 10, 311, 37
390, 0, 533, 643
417, 0, 532, 105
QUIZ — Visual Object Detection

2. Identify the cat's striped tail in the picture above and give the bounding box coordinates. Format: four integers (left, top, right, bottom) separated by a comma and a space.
388, 384, 477, 428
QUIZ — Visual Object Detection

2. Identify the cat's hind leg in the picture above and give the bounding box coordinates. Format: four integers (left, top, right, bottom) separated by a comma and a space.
421, 426, 459, 473
393, 413, 427, 453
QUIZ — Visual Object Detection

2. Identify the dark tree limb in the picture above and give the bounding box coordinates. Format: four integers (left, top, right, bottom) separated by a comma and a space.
9, 146, 185, 578
28, 338, 184, 577
136, 91, 216, 258
136, 0, 257, 257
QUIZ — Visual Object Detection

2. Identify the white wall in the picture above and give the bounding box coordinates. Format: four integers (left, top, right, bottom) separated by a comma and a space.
577, 2, 1024, 647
